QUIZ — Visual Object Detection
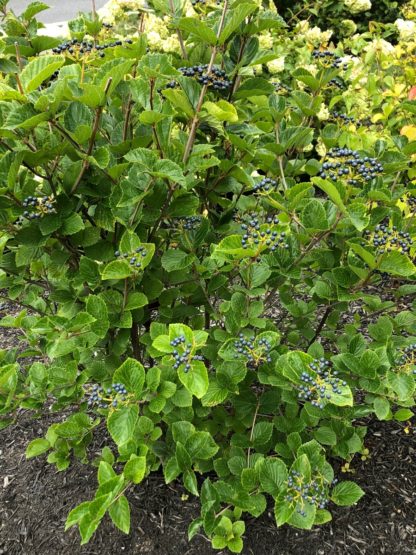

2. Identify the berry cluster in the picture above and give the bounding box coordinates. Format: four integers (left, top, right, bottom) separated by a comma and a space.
401, 194, 416, 213
297, 358, 346, 410
273, 81, 291, 94
20, 195, 56, 221
114, 246, 148, 269
373, 269, 391, 285
285, 470, 332, 515
330, 111, 373, 128
253, 177, 278, 193
170, 335, 203, 373
319, 148, 383, 185
363, 225, 413, 255
233, 334, 272, 367
84, 382, 128, 410
327, 78, 346, 90
178, 65, 231, 90
177, 215, 201, 231
312, 50, 348, 70
241, 216, 289, 252
52, 38, 132, 58
396, 344, 416, 375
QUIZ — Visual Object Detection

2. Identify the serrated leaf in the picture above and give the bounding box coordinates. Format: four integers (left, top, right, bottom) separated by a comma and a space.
20, 55, 65, 92
331, 481, 364, 506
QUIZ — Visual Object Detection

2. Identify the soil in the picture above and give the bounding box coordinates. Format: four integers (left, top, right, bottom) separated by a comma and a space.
0, 300, 416, 555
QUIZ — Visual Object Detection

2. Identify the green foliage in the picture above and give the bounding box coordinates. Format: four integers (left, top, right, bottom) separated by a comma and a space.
0, 0, 415, 552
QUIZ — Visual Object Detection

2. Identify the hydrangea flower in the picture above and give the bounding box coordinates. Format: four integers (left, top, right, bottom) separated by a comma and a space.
395, 19, 416, 41
344, 0, 372, 14
266, 57, 285, 74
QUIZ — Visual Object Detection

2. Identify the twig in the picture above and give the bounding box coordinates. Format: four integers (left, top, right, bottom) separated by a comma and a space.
168, 0, 187, 60
247, 400, 260, 466
275, 124, 288, 191
182, 0, 229, 164
14, 42, 24, 94
307, 304, 333, 347
71, 78, 113, 194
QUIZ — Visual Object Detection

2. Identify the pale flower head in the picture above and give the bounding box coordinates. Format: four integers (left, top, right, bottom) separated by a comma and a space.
147, 31, 163, 50
259, 33, 274, 49
317, 104, 330, 121
395, 19, 416, 40
340, 19, 357, 35
316, 138, 327, 158
344, 0, 372, 14
296, 20, 310, 34
304, 26, 333, 46
267, 57, 285, 74
365, 38, 395, 55
162, 35, 180, 54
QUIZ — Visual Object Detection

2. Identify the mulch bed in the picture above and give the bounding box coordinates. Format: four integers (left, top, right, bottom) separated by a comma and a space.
1, 412, 415, 555
0, 297, 416, 555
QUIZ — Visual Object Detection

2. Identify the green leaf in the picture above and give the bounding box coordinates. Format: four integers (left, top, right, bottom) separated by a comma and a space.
20, 55, 65, 92
347, 202, 370, 231
314, 427, 337, 446
258, 459, 287, 496
394, 408, 414, 421
125, 292, 148, 310
101, 260, 132, 280
113, 358, 145, 398
162, 89, 194, 117
108, 406, 139, 447
124, 455, 146, 484
178, 360, 209, 399
219, 3, 258, 44
153, 160, 186, 186
251, 421, 273, 447
373, 397, 390, 420
185, 432, 219, 460
65, 501, 91, 531
23, 2, 50, 20
379, 251, 415, 277
108, 495, 130, 534
161, 249, 196, 272
312, 177, 346, 213
331, 481, 364, 506
62, 213, 84, 235
178, 18, 217, 45
301, 199, 329, 230
203, 100, 238, 123
26, 438, 50, 458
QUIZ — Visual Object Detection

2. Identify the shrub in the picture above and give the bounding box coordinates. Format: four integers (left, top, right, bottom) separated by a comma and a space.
0, 0, 415, 551
275, 0, 409, 37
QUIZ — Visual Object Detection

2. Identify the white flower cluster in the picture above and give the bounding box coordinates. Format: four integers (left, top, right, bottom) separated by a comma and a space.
266, 57, 285, 74
305, 26, 333, 45
395, 19, 416, 41
294, 21, 333, 46
344, 0, 372, 14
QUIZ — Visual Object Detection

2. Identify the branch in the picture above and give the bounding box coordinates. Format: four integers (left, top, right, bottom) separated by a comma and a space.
182, 0, 229, 164
71, 78, 113, 194
168, 0, 188, 60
